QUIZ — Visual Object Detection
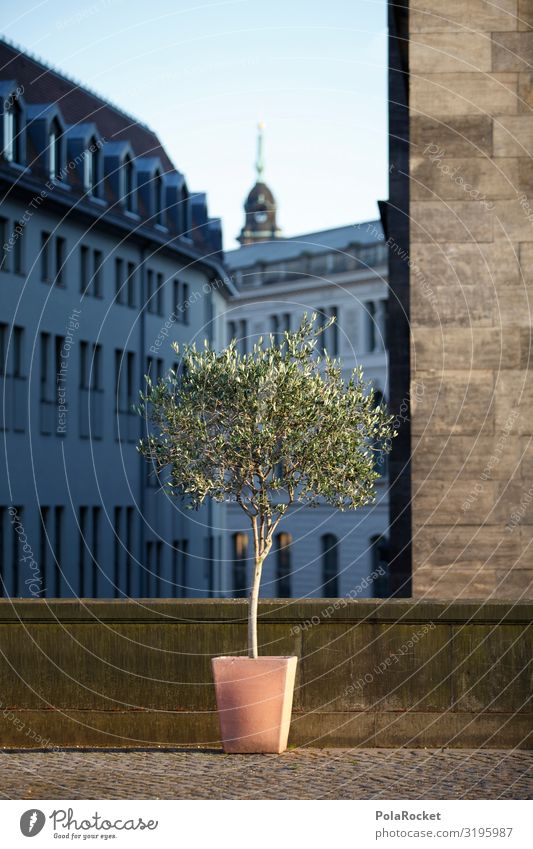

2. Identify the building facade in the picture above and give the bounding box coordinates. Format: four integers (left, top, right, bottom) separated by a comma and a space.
0, 39, 234, 599
385, 1, 533, 599
224, 202, 390, 597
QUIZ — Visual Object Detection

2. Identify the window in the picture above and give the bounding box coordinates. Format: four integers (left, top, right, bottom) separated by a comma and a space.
13, 326, 24, 378
49, 118, 62, 180
270, 312, 290, 345
0, 218, 7, 271
146, 269, 155, 313
80, 245, 89, 294
154, 169, 164, 225
80, 341, 102, 391
371, 535, 389, 598
123, 154, 134, 212
145, 540, 163, 597
113, 507, 122, 598
239, 320, 248, 354
172, 539, 189, 598
174, 279, 189, 324
79, 505, 88, 597
115, 258, 124, 304
232, 533, 248, 598
53, 505, 63, 596
146, 356, 164, 381
156, 272, 164, 316
54, 236, 66, 287
127, 262, 136, 307
92, 507, 100, 597
13, 220, 24, 274
79, 506, 100, 596
317, 306, 338, 355
0, 323, 6, 378
3, 99, 22, 163
40, 333, 51, 401
321, 534, 339, 596
275, 532, 292, 597
329, 306, 338, 355
40, 232, 50, 282
84, 137, 99, 195
366, 301, 376, 353
125, 507, 134, 597
227, 320, 236, 345
182, 283, 189, 323
126, 351, 135, 408
8, 505, 23, 596
92, 249, 103, 298
39, 506, 50, 598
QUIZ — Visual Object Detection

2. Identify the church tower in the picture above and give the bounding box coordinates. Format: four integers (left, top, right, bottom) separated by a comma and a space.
237, 123, 281, 246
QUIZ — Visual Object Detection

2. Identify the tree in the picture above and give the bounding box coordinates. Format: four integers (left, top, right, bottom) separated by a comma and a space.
137, 315, 395, 659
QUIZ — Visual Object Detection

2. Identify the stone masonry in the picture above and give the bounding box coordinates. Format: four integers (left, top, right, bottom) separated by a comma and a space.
409, 1, 533, 598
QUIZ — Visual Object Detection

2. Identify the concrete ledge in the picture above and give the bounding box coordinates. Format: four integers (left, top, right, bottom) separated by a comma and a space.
0, 600, 530, 748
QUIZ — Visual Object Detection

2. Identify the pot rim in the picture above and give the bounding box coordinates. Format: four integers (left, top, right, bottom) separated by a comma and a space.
212, 655, 298, 661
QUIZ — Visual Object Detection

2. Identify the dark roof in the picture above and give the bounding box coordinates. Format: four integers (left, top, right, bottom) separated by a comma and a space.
0, 37, 174, 171
225, 219, 384, 269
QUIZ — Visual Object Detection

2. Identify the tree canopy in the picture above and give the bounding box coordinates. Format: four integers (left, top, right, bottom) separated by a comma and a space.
138, 315, 395, 524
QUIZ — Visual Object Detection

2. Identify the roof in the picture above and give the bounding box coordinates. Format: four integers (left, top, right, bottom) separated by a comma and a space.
225, 220, 384, 269
0, 37, 174, 171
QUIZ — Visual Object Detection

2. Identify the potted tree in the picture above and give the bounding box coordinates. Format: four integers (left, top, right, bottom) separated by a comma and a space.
138, 316, 394, 753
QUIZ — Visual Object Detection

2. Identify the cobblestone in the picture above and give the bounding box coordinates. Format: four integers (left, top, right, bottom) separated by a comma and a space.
0, 748, 531, 799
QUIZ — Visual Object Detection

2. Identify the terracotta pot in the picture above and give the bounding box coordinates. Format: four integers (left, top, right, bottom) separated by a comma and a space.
212, 655, 298, 754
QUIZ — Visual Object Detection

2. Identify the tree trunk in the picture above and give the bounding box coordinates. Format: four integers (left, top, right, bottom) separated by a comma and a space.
248, 555, 264, 659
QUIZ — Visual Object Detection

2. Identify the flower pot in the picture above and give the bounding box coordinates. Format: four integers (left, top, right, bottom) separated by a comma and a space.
212, 655, 298, 754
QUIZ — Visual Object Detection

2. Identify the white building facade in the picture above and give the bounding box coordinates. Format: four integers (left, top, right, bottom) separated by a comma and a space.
223, 221, 390, 599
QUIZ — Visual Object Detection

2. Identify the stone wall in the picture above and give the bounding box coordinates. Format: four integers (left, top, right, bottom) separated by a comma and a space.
0, 599, 530, 748
409, 1, 533, 597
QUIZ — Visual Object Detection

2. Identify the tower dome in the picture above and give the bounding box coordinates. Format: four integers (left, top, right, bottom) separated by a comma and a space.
238, 123, 281, 245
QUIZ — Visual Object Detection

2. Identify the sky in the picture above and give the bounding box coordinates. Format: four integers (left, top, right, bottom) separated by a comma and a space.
2, 0, 388, 249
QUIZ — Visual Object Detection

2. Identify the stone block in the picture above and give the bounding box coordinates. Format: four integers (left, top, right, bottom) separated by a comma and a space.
411, 201, 493, 243
412, 434, 522, 480
411, 33, 492, 73
299, 622, 452, 712
493, 198, 533, 240
495, 370, 533, 433
452, 624, 532, 712
412, 326, 521, 369
412, 73, 518, 118
413, 477, 498, 525
411, 369, 494, 435
518, 0, 533, 30
494, 115, 533, 155
518, 72, 533, 111
413, 564, 499, 597
412, 283, 495, 327
412, 523, 520, 568
410, 1, 519, 33
492, 31, 533, 71
411, 155, 518, 201
411, 115, 493, 158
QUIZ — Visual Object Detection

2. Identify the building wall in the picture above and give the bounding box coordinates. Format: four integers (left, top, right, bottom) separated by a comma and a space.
223, 240, 390, 598
0, 196, 224, 599
409, 1, 533, 597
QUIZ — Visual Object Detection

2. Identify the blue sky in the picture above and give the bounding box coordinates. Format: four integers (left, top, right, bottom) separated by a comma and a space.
3, 0, 388, 248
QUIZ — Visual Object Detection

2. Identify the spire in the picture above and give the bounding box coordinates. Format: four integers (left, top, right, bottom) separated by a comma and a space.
237, 122, 281, 245
256, 121, 265, 182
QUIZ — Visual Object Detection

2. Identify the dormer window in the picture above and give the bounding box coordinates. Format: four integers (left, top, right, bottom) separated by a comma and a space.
3, 99, 21, 163
84, 137, 99, 195
123, 154, 134, 212
154, 169, 163, 225
49, 118, 62, 180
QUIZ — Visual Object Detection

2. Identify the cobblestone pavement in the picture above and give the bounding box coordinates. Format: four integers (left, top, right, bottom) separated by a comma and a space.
0, 748, 531, 799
